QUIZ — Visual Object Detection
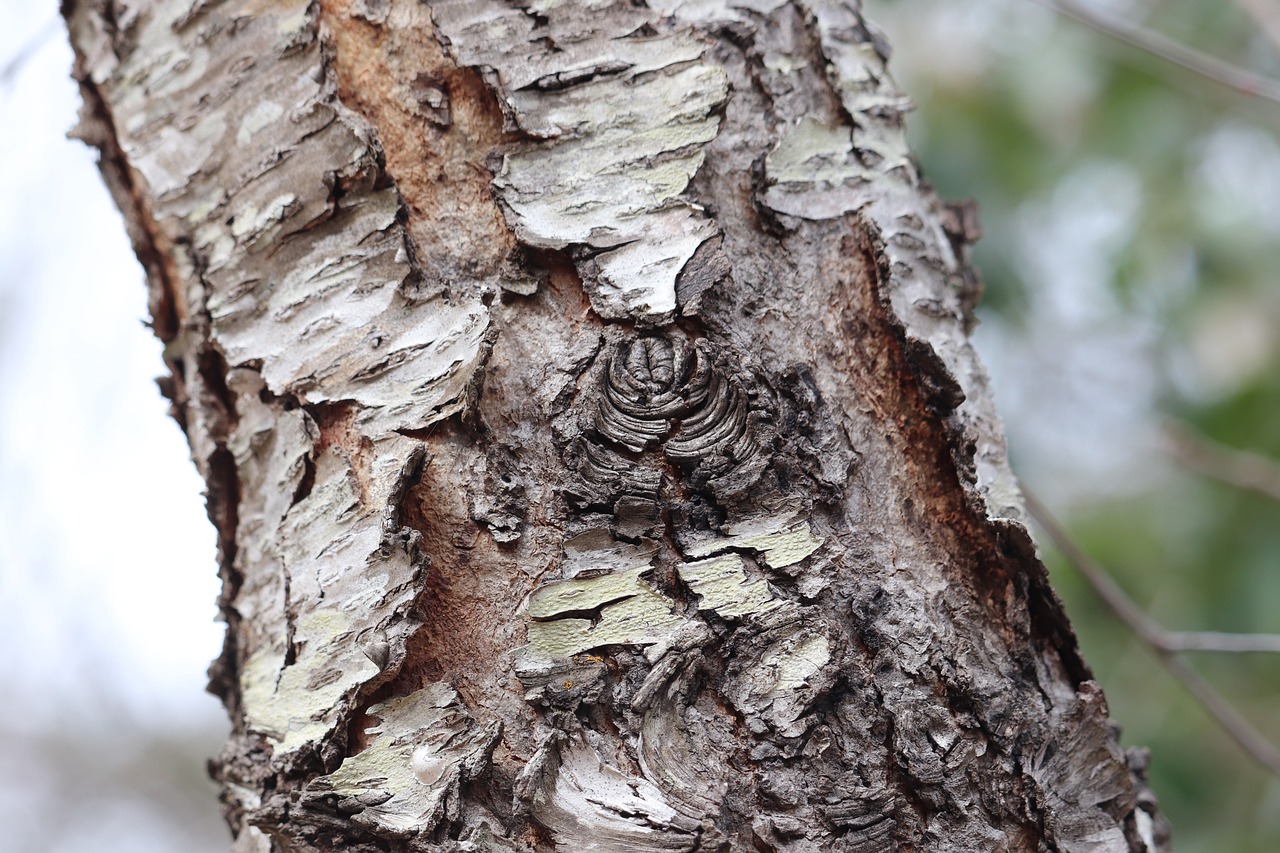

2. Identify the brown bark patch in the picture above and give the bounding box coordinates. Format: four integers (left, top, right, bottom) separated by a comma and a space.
318, 0, 518, 279
393, 430, 526, 712
819, 227, 1008, 595
305, 400, 362, 459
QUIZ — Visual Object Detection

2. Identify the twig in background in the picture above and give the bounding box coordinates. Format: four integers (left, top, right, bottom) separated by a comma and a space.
0, 18, 60, 90
1233, 0, 1280, 56
1033, 0, 1280, 105
1161, 420, 1280, 503
1161, 631, 1280, 654
1023, 488, 1280, 779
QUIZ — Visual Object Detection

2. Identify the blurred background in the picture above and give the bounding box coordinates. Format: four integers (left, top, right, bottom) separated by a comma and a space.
1, 0, 1277, 850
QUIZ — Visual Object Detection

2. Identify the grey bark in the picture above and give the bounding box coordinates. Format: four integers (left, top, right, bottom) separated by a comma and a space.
64, 0, 1169, 851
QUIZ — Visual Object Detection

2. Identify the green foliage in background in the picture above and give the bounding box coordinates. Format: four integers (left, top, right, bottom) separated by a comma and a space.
870, 1, 1280, 850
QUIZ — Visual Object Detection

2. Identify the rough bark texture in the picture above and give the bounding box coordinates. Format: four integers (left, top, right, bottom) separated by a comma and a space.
65, 1, 1170, 851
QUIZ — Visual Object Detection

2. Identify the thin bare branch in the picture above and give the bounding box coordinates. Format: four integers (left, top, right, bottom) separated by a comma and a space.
0, 18, 60, 89
1161, 421, 1280, 503
1234, 0, 1280, 56
1162, 631, 1280, 654
1033, 0, 1280, 106
1023, 488, 1280, 779
1159, 653, 1280, 776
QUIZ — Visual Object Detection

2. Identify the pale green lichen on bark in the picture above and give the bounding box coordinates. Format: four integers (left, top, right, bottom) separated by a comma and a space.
525, 577, 685, 660
527, 565, 654, 619
683, 518, 824, 568
523, 514, 824, 662
677, 554, 782, 618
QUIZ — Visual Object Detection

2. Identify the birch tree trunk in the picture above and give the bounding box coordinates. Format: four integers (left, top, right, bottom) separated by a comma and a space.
65, 1, 1170, 850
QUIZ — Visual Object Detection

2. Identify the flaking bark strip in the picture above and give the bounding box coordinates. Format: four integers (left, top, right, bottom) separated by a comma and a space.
300, 683, 502, 840
432, 0, 730, 322
753, 0, 1025, 523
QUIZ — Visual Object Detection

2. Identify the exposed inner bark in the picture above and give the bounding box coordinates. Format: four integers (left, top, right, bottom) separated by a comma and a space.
319, 0, 519, 283
63, 0, 1170, 851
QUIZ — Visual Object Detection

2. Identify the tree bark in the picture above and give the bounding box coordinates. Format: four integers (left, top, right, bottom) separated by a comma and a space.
64, 0, 1169, 850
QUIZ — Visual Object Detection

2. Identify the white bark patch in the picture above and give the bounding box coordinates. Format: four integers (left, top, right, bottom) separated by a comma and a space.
652, 0, 789, 23
73, 0, 492, 764
763, 116, 882, 219
224, 369, 313, 663
521, 515, 823, 662
433, 0, 730, 322
89, 0, 490, 432
237, 100, 285, 145
207, 182, 488, 433
230, 826, 273, 853
304, 683, 501, 837
240, 434, 427, 756
519, 734, 699, 852
635, 654, 731, 819
1029, 684, 1136, 853
728, 626, 830, 738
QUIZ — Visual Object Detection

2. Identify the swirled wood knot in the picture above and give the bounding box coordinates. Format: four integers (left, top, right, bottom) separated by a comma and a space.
574, 334, 771, 511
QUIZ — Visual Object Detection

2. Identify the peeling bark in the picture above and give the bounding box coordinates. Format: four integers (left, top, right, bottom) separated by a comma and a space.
65, 1, 1170, 851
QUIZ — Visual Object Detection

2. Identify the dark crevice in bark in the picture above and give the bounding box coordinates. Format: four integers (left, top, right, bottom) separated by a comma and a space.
998, 520, 1094, 687
281, 566, 298, 669
203, 443, 243, 711
292, 453, 317, 507
193, 345, 246, 717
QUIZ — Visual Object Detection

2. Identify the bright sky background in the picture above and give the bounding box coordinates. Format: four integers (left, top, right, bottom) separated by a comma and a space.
0, 2, 228, 849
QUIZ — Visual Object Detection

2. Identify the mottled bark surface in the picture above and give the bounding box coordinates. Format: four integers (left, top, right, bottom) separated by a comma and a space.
65, 1, 1169, 850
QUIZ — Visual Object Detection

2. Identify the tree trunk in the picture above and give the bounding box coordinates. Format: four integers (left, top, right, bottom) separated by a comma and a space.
64, 0, 1169, 850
